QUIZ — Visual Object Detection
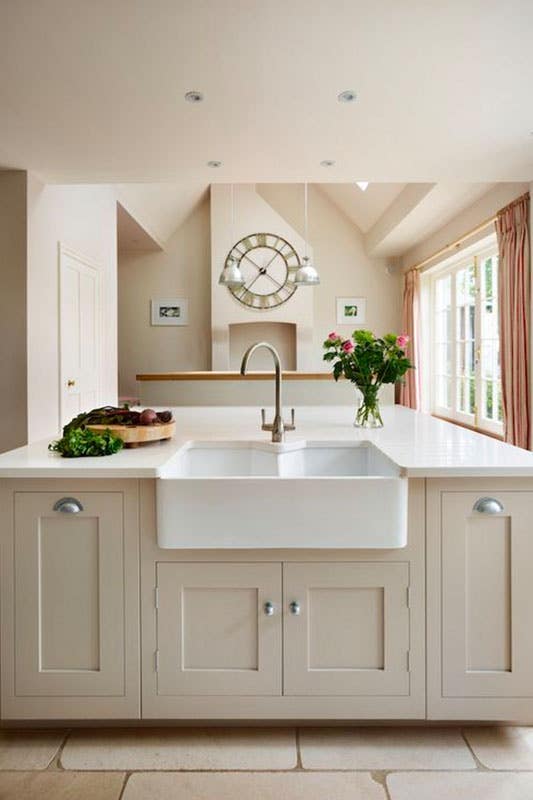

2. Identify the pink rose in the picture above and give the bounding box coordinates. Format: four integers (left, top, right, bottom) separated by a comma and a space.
397, 334, 410, 349
342, 339, 354, 353
328, 331, 339, 340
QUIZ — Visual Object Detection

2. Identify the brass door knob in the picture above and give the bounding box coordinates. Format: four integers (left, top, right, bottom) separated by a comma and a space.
67, 379, 76, 387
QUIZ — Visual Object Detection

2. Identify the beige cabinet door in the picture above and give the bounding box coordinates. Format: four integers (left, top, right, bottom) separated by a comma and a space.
156, 562, 282, 696
440, 490, 533, 698
2, 486, 140, 719
283, 562, 410, 696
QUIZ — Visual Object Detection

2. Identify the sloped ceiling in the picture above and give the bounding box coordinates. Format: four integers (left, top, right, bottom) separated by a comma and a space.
318, 184, 406, 233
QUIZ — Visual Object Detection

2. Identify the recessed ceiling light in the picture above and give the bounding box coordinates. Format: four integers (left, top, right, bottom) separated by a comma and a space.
185, 90, 204, 103
207, 160, 222, 168
338, 89, 357, 103
356, 181, 369, 191
320, 159, 336, 167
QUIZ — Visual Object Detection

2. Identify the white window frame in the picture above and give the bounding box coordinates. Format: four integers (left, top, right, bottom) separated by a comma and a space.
427, 237, 503, 437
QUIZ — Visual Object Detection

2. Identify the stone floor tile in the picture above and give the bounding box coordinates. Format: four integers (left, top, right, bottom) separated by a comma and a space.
61, 728, 297, 771
0, 730, 66, 770
464, 726, 533, 770
0, 771, 124, 800
123, 771, 386, 800
300, 727, 475, 770
387, 771, 533, 800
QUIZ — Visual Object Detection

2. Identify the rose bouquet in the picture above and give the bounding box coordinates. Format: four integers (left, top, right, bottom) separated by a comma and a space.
323, 329, 413, 427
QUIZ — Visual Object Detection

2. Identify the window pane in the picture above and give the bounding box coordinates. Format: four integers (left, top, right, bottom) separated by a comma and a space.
431, 248, 502, 434
454, 264, 475, 418
479, 251, 502, 428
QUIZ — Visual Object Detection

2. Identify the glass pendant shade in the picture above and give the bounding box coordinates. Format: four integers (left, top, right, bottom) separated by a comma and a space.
294, 255, 320, 286
218, 257, 244, 288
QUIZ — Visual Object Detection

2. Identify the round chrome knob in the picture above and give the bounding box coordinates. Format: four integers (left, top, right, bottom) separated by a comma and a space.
264, 601, 275, 616
472, 497, 504, 515
53, 497, 84, 514
289, 601, 301, 615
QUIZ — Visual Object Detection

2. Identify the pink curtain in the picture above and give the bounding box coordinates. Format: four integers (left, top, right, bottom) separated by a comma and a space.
399, 268, 420, 410
496, 193, 530, 449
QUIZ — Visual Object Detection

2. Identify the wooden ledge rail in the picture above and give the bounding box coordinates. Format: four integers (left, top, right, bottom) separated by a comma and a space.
136, 371, 337, 382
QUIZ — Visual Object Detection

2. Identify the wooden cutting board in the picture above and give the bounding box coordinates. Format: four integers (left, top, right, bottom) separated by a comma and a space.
87, 421, 176, 448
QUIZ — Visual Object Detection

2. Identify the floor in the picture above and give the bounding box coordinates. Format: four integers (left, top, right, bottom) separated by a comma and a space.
0, 726, 532, 799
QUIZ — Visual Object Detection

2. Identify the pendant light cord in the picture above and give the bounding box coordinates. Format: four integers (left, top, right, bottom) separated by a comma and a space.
230, 183, 234, 249
303, 182, 308, 260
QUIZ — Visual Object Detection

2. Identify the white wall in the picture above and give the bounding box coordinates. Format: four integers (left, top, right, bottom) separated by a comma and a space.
0, 171, 27, 452
118, 193, 211, 397
257, 184, 402, 354
26, 177, 118, 440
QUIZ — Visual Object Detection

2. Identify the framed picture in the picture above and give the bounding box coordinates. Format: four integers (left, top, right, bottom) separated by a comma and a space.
336, 297, 366, 325
151, 298, 189, 326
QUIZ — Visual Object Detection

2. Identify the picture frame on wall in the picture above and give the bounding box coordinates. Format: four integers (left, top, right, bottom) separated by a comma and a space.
151, 298, 189, 326
336, 296, 366, 325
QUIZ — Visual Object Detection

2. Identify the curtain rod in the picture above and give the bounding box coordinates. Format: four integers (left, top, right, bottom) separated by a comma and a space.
406, 215, 497, 274
406, 191, 530, 274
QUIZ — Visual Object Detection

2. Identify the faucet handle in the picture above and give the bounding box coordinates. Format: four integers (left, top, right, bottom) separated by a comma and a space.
261, 408, 266, 426
284, 408, 296, 431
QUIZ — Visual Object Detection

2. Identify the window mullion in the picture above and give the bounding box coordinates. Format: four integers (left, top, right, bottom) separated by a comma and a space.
474, 255, 482, 428
451, 269, 457, 420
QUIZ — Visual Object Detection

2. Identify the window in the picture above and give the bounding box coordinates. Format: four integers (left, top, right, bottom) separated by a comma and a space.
430, 242, 502, 436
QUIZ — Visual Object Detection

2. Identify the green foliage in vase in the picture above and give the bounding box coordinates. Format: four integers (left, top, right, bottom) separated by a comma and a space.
323, 329, 413, 390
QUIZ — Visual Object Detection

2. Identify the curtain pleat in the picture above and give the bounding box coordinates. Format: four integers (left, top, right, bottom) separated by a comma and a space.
399, 268, 420, 410
496, 193, 530, 449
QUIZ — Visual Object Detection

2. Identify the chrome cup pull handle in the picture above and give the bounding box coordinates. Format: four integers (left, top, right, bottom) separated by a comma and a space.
53, 497, 84, 514
472, 497, 504, 515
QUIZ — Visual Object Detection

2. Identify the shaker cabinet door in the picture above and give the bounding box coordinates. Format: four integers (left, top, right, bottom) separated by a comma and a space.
283, 562, 410, 696
440, 490, 533, 698
1, 485, 140, 720
156, 562, 282, 696
427, 481, 533, 720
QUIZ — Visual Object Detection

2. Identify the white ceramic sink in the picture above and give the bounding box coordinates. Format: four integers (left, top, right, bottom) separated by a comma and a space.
156, 440, 407, 549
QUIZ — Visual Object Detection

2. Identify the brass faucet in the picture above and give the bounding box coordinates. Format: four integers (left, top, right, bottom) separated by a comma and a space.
240, 342, 296, 443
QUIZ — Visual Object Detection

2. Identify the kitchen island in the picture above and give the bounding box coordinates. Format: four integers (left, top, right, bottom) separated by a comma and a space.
1, 405, 533, 724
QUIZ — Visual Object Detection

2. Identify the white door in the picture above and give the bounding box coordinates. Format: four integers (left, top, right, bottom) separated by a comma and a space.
283, 562, 410, 696
59, 246, 101, 426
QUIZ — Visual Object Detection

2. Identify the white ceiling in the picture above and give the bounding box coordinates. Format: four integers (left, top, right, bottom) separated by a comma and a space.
0, 0, 532, 186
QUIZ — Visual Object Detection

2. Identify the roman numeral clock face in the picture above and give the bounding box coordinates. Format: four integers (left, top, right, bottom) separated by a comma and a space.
225, 233, 300, 309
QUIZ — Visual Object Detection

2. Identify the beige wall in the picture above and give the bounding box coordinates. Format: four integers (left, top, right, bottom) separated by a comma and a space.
0, 171, 28, 453
118, 184, 402, 397
118, 194, 211, 397
26, 177, 118, 440
257, 184, 402, 353
400, 182, 529, 272
210, 185, 315, 371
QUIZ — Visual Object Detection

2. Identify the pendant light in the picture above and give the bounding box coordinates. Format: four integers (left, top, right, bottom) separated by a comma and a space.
294, 182, 320, 286
218, 184, 244, 288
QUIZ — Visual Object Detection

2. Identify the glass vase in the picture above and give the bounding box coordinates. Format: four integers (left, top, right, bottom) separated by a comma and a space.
354, 387, 384, 428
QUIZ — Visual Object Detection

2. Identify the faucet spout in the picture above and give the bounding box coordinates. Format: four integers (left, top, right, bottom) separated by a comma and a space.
240, 342, 294, 443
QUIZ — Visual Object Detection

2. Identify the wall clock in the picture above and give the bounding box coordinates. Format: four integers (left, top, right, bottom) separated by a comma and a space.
225, 233, 301, 309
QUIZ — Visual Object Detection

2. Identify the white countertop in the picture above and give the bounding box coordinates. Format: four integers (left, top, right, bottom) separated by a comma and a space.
1, 405, 533, 479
